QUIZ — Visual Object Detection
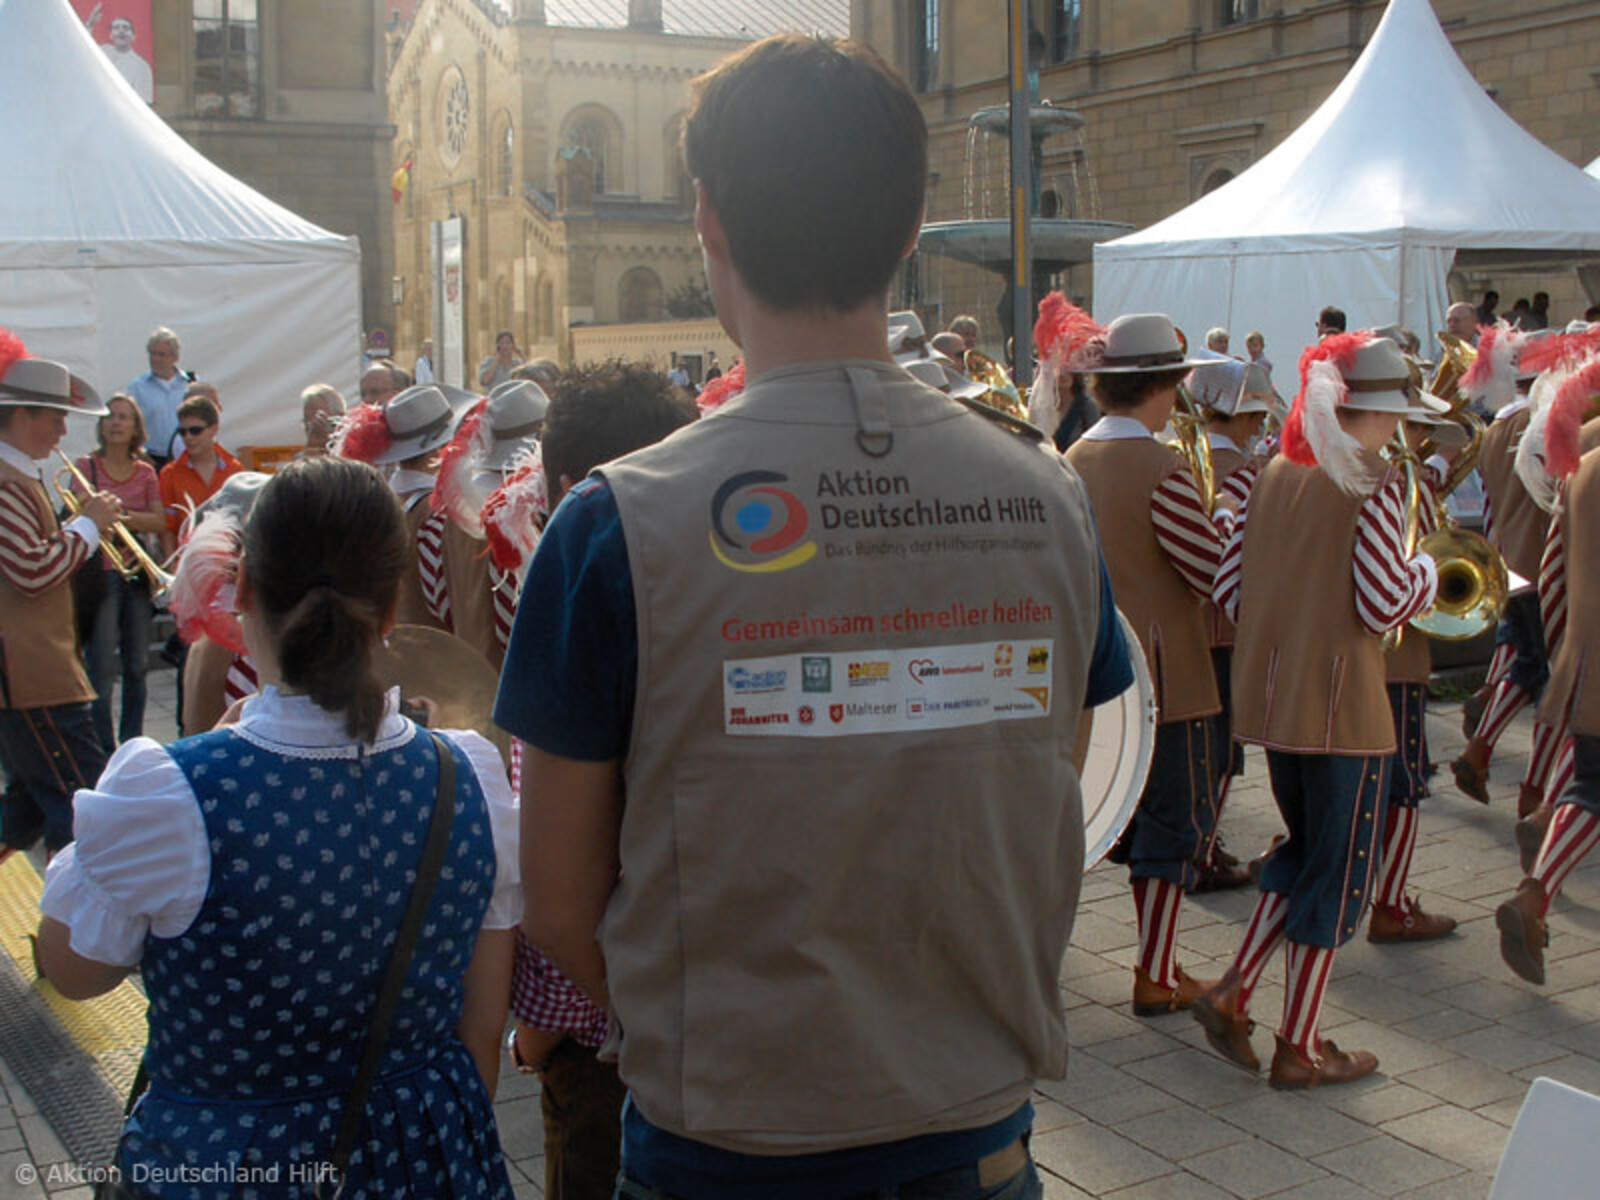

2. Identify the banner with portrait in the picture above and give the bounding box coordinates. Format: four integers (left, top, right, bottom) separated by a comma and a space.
70, 1, 155, 104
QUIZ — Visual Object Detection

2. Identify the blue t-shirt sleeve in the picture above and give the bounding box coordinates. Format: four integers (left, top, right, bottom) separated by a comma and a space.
1084, 548, 1135, 708
492, 478, 637, 761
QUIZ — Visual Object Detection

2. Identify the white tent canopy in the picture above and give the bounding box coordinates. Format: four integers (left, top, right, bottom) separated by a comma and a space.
0, 0, 360, 456
1588, 155, 1600, 182
1093, 0, 1600, 393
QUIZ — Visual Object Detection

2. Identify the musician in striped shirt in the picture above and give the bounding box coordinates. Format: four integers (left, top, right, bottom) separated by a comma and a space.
1062, 310, 1235, 1019
0, 343, 118, 857
1195, 334, 1442, 1089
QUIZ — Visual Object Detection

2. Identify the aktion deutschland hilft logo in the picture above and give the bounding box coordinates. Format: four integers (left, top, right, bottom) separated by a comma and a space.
710, 470, 818, 573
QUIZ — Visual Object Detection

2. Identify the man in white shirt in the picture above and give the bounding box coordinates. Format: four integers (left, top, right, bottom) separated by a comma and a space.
415, 340, 436, 385
97, 15, 153, 104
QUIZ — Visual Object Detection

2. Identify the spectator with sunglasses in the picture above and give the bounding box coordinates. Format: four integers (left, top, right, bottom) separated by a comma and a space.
157, 394, 241, 547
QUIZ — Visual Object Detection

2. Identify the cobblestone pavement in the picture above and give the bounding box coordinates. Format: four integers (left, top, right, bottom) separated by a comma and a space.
5, 664, 1594, 1199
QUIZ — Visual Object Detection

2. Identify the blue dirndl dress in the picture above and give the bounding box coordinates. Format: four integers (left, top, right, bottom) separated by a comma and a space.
117, 723, 515, 1199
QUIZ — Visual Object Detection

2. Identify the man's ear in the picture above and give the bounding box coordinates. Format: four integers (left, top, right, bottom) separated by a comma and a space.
694, 181, 729, 265
235, 556, 254, 612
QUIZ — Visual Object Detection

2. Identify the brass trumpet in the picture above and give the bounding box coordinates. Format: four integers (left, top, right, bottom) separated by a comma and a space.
1427, 332, 1477, 407
54, 452, 175, 600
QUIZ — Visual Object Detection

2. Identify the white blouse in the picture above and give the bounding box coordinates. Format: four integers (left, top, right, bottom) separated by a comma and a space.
41, 687, 522, 968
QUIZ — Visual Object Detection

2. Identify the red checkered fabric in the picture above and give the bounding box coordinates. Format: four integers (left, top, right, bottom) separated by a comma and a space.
510, 927, 608, 1047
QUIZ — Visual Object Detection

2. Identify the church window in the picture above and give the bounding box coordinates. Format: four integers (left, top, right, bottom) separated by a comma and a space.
912, 0, 939, 93
495, 113, 514, 197
1050, 0, 1081, 62
564, 114, 613, 194
1219, 0, 1259, 25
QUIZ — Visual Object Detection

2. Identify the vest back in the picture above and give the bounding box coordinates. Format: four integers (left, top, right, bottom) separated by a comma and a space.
0, 467, 94, 709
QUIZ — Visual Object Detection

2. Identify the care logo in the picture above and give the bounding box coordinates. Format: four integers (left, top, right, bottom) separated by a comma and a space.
709, 470, 818, 574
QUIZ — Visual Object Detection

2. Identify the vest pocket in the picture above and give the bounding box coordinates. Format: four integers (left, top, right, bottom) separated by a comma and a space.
664, 742, 1074, 1139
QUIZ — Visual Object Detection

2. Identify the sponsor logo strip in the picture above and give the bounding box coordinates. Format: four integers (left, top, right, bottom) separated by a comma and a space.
722, 640, 1053, 737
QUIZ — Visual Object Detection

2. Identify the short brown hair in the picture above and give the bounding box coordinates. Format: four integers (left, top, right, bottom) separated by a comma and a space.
542, 360, 697, 498
177, 394, 219, 426
683, 35, 926, 312
1091, 367, 1190, 413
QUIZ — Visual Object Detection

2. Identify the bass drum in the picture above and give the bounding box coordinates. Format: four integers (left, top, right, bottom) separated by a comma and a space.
1074, 610, 1158, 871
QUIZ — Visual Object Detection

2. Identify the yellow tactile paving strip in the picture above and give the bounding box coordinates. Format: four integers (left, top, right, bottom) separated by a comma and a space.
0, 853, 146, 1097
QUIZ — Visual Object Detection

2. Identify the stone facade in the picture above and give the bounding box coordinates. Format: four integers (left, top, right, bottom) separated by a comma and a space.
387, 0, 845, 375
855, 0, 1600, 349
150, 0, 395, 338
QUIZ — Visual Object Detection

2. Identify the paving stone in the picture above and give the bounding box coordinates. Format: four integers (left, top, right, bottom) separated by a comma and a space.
1088, 1028, 1190, 1066
1401, 1056, 1528, 1108
1328, 974, 1452, 1024
1268, 1179, 1383, 1200
1212, 1091, 1374, 1156
1038, 1049, 1138, 1108
1389, 1176, 1492, 1200
1301, 1017, 1458, 1077
1183, 1135, 1330, 1198
1469, 1096, 1526, 1128
1067, 1003, 1158, 1048
1430, 978, 1547, 1020
1029, 1122, 1177, 1195
1324, 1082, 1446, 1124
1036, 1169, 1095, 1200
1384, 1105, 1509, 1175
1513, 1052, 1600, 1094
1435, 1023, 1566, 1072
1102, 1174, 1234, 1199
1064, 1079, 1187, 1127
1123, 1047, 1268, 1108
1390, 1006, 1494, 1043
1071, 908, 1139, 955
1030, 1097, 1084, 1134
1313, 1134, 1465, 1197
1114, 1107, 1248, 1161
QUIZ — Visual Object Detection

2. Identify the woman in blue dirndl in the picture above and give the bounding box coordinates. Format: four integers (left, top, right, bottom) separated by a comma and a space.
37, 457, 520, 1198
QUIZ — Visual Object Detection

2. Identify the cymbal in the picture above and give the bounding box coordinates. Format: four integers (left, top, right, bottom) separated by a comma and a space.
375, 625, 512, 763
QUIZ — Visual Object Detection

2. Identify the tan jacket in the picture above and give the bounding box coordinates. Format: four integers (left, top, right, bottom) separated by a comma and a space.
1480, 408, 1550, 584
443, 521, 500, 670
1066, 436, 1220, 722
0, 462, 95, 709
1232, 456, 1397, 755
601, 361, 1102, 1154
1540, 446, 1600, 738
395, 491, 447, 631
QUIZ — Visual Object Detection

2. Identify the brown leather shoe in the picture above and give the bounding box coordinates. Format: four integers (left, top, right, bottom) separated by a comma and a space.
1132, 966, 1215, 1017
1517, 783, 1545, 821
1516, 804, 1554, 875
1191, 858, 1253, 893
1368, 899, 1458, 944
1191, 971, 1259, 1072
1497, 878, 1549, 986
1269, 1035, 1379, 1090
1452, 754, 1492, 804
1246, 835, 1287, 885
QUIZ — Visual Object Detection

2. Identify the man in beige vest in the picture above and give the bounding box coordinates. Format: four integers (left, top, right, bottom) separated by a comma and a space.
1497, 376, 1600, 987
1063, 309, 1233, 1018
1194, 335, 1444, 1089
497, 34, 1132, 1198
0, 341, 119, 856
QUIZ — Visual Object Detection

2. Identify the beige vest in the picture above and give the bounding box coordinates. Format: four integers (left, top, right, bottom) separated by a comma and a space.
600, 361, 1101, 1154
395, 491, 446, 631
1480, 409, 1550, 584
1208, 444, 1248, 649
443, 521, 500, 670
1232, 455, 1397, 755
0, 462, 95, 709
1540, 446, 1600, 737
1066, 436, 1220, 722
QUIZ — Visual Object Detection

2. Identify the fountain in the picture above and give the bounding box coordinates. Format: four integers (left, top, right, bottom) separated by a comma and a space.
915, 99, 1132, 342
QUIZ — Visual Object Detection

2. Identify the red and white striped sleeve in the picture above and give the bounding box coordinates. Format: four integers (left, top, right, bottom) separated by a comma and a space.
0, 481, 91, 598
1151, 466, 1228, 599
1353, 475, 1439, 635
1212, 491, 1249, 625
1539, 497, 1567, 651
1218, 460, 1259, 510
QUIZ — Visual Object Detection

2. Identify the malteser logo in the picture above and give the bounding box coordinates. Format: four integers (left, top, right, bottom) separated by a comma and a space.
709, 470, 818, 573
1027, 646, 1050, 674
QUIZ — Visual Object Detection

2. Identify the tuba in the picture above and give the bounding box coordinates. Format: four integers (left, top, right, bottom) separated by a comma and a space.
962, 348, 1029, 422
1167, 385, 1217, 516
1427, 332, 1477, 407
1074, 610, 1158, 870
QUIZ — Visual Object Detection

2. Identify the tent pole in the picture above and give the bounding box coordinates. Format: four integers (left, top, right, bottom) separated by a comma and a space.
1008, 0, 1032, 389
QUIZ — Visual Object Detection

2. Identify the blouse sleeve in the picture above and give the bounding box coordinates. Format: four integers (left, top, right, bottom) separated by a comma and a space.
39, 738, 210, 967
442, 728, 522, 932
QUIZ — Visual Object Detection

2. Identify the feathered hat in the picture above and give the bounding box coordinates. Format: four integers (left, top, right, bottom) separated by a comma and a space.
166, 472, 271, 655
696, 361, 746, 415
329, 383, 476, 466
1545, 356, 1600, 481
1513, 364, 1576, 514
432, 379, 550, 536
1457, 320, 1528, 413
1029, 293, 1105, 432
1516, 324, 1600, 379
886, 311, 987, 401
481, 444, 549, 585
0, 329, 107, 416
1282, 334, 1448, 497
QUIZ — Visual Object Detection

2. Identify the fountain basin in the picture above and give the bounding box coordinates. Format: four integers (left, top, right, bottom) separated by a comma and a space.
918, 218, 1135, 274
969, 104, 1085, 137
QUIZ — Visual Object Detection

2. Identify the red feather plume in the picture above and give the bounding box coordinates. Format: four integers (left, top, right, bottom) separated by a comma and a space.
329, 403, 393, 463
1033, 293, 1104, 370
1517, 327, 1600, 377
1458, 321, 1502, 395
0, 329, 26, 381
1547, 359, 1600, 480
432, 397, 490, 521
1281, 332, 1371, 466
697, 361, 746, 415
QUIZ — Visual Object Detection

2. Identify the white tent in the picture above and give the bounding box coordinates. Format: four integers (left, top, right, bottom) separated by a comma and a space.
1588, 155, 1600, 183
0, 0, 361, 457
1093, 0, 1600, 392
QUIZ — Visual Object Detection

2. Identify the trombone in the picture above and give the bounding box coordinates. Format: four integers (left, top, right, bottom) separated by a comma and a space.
54, 451, 175, 601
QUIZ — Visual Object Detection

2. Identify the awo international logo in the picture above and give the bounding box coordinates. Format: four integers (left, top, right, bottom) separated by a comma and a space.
907, 658, 940, 685
709, 470, 818, 574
